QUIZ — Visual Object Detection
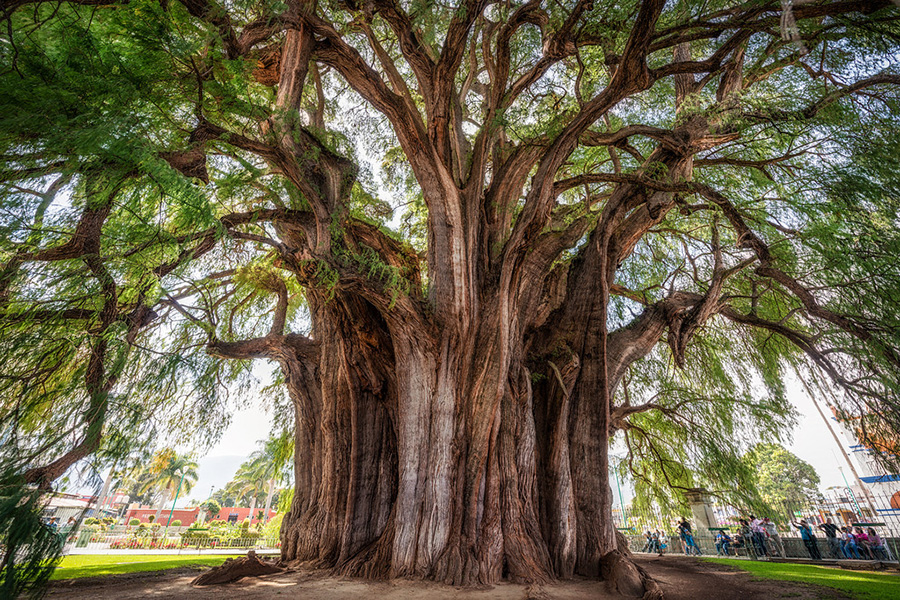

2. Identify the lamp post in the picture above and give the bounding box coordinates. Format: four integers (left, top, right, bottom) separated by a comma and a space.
200, 485, 214, 524
839, 467, 862, 520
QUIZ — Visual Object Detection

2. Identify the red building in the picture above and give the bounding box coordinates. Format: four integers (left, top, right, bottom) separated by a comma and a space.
210, 506, 277, 523
124, 505, 277, 525
125, 506, 200, 525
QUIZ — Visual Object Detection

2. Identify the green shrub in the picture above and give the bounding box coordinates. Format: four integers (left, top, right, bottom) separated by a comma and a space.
180, 529, 210, 540
200, 499, 221, 519
147, 515, 155, 523
83, 518, 99, 526
170, 520, 182, 527
128, 518, 140, 526
262, 513, 283, 539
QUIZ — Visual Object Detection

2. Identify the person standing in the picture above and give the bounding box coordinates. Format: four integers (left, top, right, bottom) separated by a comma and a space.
648, 530, 660, 555
792, 519, 822, 560
678, 517, 702, 556
677, 518, 691, 554
60, 516, 77, 542
763, 518, 785, 558
817, 518, 841, 559
749, 515, 768, 557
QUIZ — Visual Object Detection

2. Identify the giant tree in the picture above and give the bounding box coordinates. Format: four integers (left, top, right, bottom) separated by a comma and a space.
2, 0, 900, 596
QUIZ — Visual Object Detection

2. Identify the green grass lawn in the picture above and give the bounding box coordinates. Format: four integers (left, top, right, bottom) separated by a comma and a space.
50, 554, 235, 580
702, 558, 900, 600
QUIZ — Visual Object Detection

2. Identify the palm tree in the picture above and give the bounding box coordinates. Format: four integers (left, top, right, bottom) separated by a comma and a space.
259, 431, 293, 521
142, 449, 199, 524
119, 463, 157, 507
228, 460, 268, 525
226, 432, 293, 524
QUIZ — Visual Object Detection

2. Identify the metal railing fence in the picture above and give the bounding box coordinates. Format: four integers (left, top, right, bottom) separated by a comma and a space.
615, 491, 900, 562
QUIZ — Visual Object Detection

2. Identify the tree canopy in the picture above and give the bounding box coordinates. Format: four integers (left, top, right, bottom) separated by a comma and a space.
744, 442, 821, 506
1, 0, 900, 591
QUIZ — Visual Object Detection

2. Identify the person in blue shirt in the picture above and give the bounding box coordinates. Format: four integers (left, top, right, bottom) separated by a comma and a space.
791, 519, 822, 560
715, 531, 732, 556
678, 517, 702, 556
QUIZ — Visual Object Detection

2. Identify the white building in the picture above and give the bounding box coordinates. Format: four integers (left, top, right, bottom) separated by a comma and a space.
831, 409, 900, 524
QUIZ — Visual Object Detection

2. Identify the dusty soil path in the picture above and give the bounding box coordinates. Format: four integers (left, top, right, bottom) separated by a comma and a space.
46, 555, 847, 600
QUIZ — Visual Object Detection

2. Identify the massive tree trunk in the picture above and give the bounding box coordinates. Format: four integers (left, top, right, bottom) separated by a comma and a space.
271, 279, 652, 592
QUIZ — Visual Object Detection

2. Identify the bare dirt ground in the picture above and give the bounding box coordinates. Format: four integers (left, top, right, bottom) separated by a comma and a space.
46, 555, 847, 600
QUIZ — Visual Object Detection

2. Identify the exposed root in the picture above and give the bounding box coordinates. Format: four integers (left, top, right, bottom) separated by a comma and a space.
192, 550, 284, 586
600, 550, 644, 598
637, 564, 665, 600
522, 584, 553, 599
598, 533, 664, 599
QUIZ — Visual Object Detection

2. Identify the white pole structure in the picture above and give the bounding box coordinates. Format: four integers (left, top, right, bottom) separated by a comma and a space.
797, 370, 879, 518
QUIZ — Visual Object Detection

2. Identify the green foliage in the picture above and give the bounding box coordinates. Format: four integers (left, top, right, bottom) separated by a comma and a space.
0, 478, 63, 599
335, 242, 412, 308
142, 450, 199, 505
262, 513, 283, 540
276, 487, 294, 514
617, 329, 796, 512
200, 499, 221, 519
128, 518, 141, 526
217, 432, 293, 512
170, 520, 182, 527
743, 443, 821, 506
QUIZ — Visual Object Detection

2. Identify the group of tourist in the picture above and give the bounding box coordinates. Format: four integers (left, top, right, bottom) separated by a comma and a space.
640, 518, 705, 556
714, 515, 785, 557
640, 529, 669, 556
42, 515, 77, 541
639, 515, 892, 562
640, 518, 716, 557
815, 518, 890, 560
724, 516, 893, 561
